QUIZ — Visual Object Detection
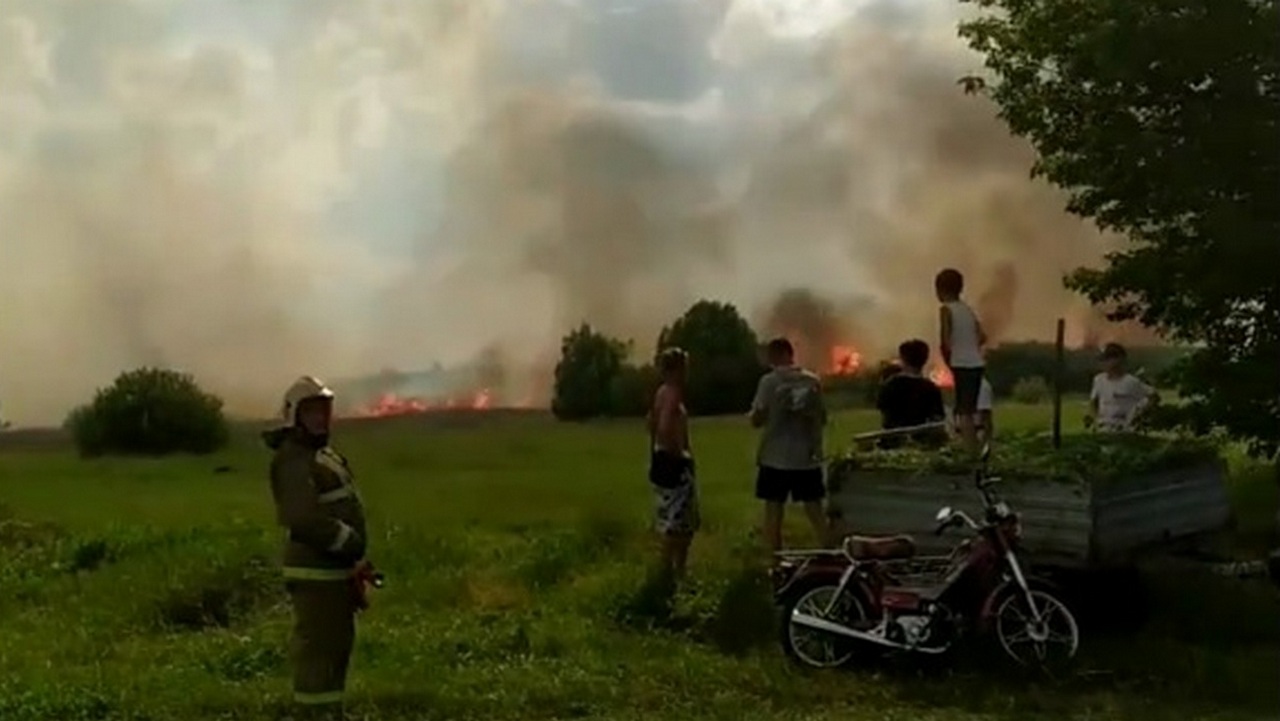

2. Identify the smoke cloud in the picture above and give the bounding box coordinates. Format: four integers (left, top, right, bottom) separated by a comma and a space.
0, 0, 1135, 425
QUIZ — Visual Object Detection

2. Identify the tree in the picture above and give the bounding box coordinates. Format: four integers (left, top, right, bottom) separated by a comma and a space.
656, 300, 763, 415
551, 324, 632, 421
984, 342, 1182, 399
960, 0, 1280, 456
609, 363, 660, 418
64, 367, 229, 458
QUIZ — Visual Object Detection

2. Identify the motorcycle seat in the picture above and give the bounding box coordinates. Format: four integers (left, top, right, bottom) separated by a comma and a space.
844, 534, 917, 560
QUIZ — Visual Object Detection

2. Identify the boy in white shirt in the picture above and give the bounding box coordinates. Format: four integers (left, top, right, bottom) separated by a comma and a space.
950, 377, 994, 444
1086, 343, 1159, 432
935, 268, 988, 451
975, 377, 994, 444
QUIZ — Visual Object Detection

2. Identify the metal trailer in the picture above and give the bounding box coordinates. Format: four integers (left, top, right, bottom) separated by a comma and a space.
825, 426, 1233, 570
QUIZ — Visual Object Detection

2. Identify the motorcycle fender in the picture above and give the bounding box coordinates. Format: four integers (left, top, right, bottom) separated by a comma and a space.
977, 575, 1063, 631
777, 567, 875, 610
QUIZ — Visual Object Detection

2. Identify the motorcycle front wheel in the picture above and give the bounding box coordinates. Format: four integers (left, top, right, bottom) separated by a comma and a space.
993, 588, 1080, 669
779, 579, 869, 669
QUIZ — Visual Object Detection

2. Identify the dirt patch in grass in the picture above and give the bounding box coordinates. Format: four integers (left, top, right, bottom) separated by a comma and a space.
155, 555, 278, 631
463, 572, 531, 612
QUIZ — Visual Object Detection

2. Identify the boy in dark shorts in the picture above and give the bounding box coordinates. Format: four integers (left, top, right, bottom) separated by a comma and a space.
935, 268, 988, 451
749, 338, 830, 552
647, 347, 699, 579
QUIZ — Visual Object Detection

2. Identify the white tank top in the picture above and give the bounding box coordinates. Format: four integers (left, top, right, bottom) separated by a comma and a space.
945, 300, 984, 368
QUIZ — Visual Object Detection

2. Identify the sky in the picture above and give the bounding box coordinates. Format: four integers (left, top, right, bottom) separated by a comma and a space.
0, 0, 1122, 424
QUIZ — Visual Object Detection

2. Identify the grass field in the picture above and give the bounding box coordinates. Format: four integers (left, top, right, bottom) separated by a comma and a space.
0, 404, 1277, 721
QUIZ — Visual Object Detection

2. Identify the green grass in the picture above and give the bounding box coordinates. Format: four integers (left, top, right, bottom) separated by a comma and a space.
0, 404, 1277, 721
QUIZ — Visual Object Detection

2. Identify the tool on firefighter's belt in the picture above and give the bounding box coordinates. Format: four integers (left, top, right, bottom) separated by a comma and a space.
352, 561, 385, 610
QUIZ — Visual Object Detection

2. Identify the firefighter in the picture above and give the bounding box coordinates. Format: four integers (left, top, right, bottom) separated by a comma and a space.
264, 375, 373, 720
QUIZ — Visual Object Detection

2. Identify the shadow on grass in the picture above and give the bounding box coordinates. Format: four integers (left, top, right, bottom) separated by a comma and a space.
0, 510, 120, 609
0, 510, 68, 598
0, 684, 119, 721
701, 563, 777, 656
155, 554, 278, 631
611, 545, 778, 658
612, 564, 682, 631
511, 514, 631, 592
201, 639, 286, 682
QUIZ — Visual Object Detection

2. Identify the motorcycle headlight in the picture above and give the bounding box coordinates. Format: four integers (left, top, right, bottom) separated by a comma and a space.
771, 562, 798, 588
997, 514, 1021, 540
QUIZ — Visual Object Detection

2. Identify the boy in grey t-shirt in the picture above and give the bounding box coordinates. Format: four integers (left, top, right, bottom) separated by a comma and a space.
749, 338, 831, 551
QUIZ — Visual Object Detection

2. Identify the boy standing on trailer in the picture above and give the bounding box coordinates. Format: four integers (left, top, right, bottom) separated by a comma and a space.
974, 377, 994, 444
935, 268, 988, 451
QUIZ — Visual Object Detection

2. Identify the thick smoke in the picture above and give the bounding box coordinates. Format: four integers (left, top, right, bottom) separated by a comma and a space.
1, 0, 1135, 425
976, 262, 1020, 344
756, 288, 874, 371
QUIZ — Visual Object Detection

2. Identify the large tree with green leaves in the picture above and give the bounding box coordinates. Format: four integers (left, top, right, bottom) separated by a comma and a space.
657, 300, 764, 416
960, 0, 1280, 456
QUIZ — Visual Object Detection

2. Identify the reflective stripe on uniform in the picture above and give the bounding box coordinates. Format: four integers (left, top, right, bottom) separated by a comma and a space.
282, 566, 352, 581
316, 485, 353, 504
328, 521, 353, 552
315, 449, 352, 482
294, 690, 343, 705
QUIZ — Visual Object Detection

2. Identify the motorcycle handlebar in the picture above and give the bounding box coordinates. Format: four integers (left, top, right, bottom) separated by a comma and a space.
976, 475, 1004, 507
936, 510, 981, 535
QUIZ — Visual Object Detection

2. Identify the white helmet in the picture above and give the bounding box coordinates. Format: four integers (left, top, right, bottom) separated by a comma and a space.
280, 375, 335, 425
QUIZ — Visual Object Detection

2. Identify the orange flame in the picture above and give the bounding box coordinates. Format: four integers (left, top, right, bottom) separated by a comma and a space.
354, 389, 494, 418
929, 365, 955, 389
362, 393, 431, 417
829, 344, 863, 376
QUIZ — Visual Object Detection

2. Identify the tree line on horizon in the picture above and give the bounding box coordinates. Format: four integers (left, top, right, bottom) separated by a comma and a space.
549, 299, 1187, 421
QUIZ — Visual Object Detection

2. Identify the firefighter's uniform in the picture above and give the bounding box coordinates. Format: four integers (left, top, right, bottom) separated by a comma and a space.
264, 376, 368, 719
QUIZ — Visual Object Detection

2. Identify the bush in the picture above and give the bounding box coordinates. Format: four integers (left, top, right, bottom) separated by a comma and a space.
551, 325, 631, 421
1011, 375, 1051, 404
64, 367, 230, 458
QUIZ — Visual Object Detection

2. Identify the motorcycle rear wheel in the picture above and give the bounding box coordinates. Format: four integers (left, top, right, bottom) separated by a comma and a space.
779, 578, 869, 669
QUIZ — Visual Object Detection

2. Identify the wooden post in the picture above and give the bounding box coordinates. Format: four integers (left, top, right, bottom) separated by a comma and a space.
1052, 318, 1065, 449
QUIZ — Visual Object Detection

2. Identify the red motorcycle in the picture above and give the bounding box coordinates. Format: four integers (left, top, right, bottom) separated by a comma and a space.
773, 446, 1080, 669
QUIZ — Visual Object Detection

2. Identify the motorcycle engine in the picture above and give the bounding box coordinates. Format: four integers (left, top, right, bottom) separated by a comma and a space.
887, 602, 957, 650
893, 615, 932, 647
